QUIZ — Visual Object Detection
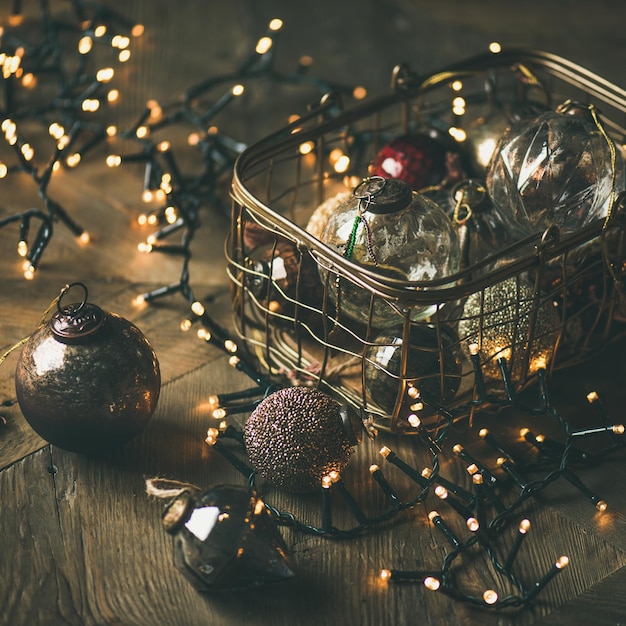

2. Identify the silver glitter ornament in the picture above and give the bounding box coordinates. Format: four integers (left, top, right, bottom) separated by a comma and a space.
243, 387, 359, 493
458, 276, 560, 381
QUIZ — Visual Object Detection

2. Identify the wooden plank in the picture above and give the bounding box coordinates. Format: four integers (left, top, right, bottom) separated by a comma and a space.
2, 358, 626, 626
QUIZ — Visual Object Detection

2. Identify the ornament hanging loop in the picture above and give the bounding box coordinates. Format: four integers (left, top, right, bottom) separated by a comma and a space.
57, 282, 89, 317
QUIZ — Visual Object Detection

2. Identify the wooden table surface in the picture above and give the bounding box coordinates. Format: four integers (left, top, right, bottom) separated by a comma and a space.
2, 2, 626, 624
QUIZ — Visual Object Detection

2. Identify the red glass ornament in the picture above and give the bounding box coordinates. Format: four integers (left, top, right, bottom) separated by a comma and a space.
370, 132, 449, 191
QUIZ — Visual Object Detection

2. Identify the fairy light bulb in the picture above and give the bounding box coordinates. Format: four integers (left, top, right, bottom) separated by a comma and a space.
80, 98, 100, 113
596, 500, 608, 512
0, 162, 8, 178
106, 125, 117, 137
78, 36, 93, 54
256, 36, 273, 55
321, 475, 332, 489
466, 517, 479, 532
17, 240, 27, 257
488, 41, 502, 54
96, 67, 114, 82
142, 189, 154, 203
191, 301, 205, 316
132, 24, 145, 37
205, 427, 219, 446
407, 414, 420, 428
106, 155, 122, 167
483, 589, 498, 605
94, 25, 107, 37
451, 79, 463, 91
379, 569, 392, 582
48, 122, 64, 140
423, 576, 440, 591
379, 446, 391, 459
224, 339, 238, 353
21, 143, 34, 161
133, 294, 146, 307
586, 391, 599, 403
147, 214, 158, 225
119, 49, 131, 63
197, 328, 212, 342
22, 72, 37, 89
333, 155, 350, 173
23, 264, 35, 280
165, 206, 177, 223
353, 86, 367, 100
112, 35, 130, 49
66, 153, 81, 168
299, 141, 314, 155
136, 125, 149, 138
212, 408, 227, 420
448, 126, 467, 142
78, 232, 90, 245
138, 242, 152, 253
232, 84, 245, 97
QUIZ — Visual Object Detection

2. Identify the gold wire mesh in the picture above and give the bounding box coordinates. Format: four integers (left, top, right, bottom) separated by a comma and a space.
228, 48, 626, 435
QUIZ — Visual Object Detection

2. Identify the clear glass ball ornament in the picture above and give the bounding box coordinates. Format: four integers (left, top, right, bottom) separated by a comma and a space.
318, 177, 460, 328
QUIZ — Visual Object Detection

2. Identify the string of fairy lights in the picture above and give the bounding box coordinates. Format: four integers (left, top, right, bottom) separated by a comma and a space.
0, 2, 364, 295
122, 18, 365, 311
191, 311, 626, 609
0, 0, 144, 279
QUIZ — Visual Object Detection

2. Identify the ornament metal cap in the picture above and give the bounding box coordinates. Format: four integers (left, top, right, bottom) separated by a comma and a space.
354, 176, 412, 214
50, 282, 105, 342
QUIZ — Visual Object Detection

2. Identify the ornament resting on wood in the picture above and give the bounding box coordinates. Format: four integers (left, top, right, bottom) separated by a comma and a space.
15, 283, 160, 453
162, 484, 295, 591
243, 387, 361, 493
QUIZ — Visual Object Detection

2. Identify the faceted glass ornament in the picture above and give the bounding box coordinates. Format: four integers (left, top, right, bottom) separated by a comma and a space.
318, 177, 460, 328
486, 100, 626, 237
163, 486, 295, 592
457, 276, 561, 381
364, 323, 463, 421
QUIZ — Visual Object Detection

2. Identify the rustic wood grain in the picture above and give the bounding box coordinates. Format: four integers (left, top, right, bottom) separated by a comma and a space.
2, 1, 626, 625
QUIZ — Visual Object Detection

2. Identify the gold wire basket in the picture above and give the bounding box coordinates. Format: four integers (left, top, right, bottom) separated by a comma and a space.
228, 48, 626, 435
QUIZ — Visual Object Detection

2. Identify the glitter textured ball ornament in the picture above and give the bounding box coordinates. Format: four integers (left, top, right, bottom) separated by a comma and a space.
369, 132, 450, 191
364, 323, 463, 420
486, 100, 626, 237
458, 276, 560, 381
319, 177, 460, 327
243, 387, 360, 493
15, 283, 160, 453
163, 485, 295, 591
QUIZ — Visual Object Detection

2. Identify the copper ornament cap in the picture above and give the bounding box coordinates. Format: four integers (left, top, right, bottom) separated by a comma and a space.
15, 283, 161, 453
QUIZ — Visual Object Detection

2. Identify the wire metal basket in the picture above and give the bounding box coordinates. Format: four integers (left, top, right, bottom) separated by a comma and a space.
228, 48, 626, 435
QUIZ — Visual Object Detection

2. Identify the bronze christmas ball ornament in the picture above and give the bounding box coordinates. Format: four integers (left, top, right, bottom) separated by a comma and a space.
243, 387, 361, 493
15, 283, 161, 453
